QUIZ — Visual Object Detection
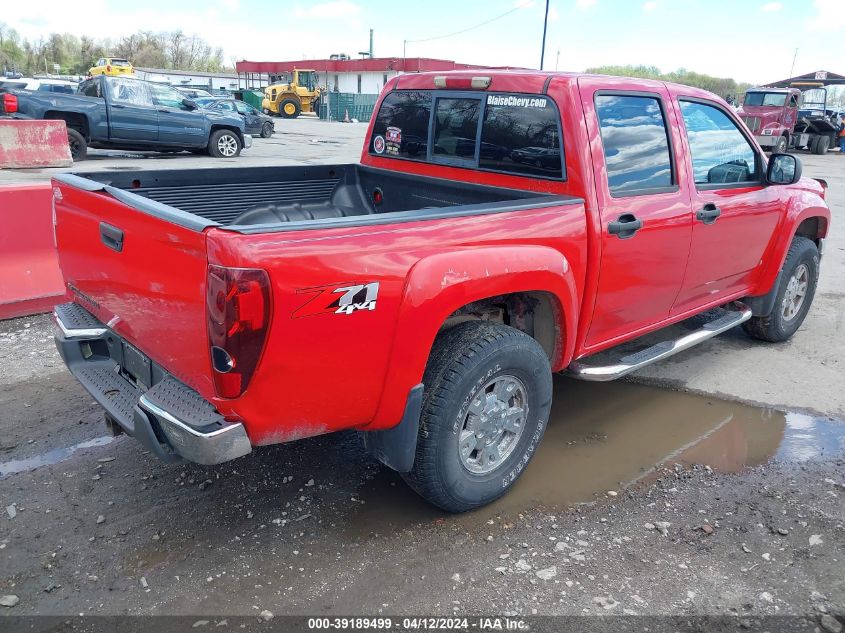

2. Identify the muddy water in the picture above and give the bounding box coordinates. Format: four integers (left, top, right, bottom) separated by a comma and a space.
352, 376, 845, 530
0, 435, 115, 478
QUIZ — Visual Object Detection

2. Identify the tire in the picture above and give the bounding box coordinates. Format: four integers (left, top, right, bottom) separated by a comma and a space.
260, 121, 274, 138
67, 128, 87, 161
812, 135, 830, 155
742, 236, 819, 343
207, 129, 242, 158
402, 321, 553, 512
773, 135, 788, 154
279, 99, 301, 119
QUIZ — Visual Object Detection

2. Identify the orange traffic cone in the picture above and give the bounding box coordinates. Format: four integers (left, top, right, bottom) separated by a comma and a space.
343, 109, 350, 123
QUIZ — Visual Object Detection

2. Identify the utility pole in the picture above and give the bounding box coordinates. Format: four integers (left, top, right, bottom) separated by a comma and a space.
555, 48, 560, 71
540, 0, 550, 70
789, 47, 798, 78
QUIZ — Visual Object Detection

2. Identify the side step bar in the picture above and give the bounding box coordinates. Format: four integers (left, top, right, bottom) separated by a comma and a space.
568, 303, 752, 382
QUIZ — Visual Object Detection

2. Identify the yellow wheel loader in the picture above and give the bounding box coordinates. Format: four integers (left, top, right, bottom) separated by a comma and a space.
261, 69, 322, 118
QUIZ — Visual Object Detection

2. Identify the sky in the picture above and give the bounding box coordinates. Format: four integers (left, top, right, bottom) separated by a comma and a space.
3, 0, 844, 85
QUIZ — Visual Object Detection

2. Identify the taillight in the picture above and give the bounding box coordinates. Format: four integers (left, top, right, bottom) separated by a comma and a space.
206, 265, 271, 399
106, 65, 112, 73
2, 93, 17, 113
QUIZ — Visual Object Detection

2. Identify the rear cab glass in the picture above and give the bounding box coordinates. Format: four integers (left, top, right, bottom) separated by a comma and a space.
369, 90, 564, 180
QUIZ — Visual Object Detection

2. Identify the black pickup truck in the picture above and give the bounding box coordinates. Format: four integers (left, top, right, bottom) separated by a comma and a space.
1, 75, 252, 160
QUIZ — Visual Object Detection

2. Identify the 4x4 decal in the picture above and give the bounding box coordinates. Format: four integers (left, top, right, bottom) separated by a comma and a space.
293, 282, 379, 318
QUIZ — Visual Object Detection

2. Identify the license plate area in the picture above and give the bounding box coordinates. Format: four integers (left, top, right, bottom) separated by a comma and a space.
121, 341, 152, 390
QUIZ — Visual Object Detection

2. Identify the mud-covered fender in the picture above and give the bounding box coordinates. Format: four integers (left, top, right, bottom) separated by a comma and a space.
369, 245, 578, 429
751, 187, 830, 302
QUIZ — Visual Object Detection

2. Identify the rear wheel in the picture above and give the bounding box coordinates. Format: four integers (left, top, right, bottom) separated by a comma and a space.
743, 236, 819, 342
812, 135, 830, 155
279, 99, 301, 119
207, 130, 242, 158
402, 321, 552, 512
260, 121, 274, 138
67, 128, 87, 161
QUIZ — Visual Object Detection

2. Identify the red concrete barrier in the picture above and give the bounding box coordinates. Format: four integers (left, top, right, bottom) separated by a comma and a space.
0, 119, 72, 169
0, 183, 66, 319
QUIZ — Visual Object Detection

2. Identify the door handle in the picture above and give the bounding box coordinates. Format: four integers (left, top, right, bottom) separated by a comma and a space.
696, 203, 721, 225
607, 213, 643, 239
111, 103, 126, 109
100, 222, 124, 252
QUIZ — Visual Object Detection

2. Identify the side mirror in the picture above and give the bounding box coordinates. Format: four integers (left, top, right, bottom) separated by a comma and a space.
182, 98, 198, 110
767, 153, 802, 185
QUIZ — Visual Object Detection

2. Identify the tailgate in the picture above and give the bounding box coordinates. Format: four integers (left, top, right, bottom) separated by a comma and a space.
53, 174, 215, 398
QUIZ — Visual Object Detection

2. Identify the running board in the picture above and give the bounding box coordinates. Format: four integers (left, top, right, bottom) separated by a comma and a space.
567, 303, 753, 382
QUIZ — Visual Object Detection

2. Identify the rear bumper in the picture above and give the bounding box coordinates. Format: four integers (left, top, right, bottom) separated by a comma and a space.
53, 302, 251, 465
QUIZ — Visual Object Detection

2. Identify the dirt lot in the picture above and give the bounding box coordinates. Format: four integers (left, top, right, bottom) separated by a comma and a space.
0, 125, 843, 631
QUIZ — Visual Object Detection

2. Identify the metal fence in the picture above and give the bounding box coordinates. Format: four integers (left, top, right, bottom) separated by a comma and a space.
318, 92, 379, 122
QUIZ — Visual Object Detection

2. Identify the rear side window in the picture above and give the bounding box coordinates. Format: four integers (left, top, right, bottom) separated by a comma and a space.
595, 94, 673, 195
679, 100, 758, 185
369, 91, 431, 159
79, 80, 101, 97
370, 90, 564, 180
480, 96, 561, 178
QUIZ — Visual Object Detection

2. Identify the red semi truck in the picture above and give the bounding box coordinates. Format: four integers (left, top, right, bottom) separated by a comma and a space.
738, 86, 838, 155
52, 71, 830, 512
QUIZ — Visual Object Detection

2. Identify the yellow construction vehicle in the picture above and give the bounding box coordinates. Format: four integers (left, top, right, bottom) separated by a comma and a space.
261, 69, 322, 118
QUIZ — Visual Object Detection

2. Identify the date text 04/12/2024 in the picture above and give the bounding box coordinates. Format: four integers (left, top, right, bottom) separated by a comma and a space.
306, 617, 529, 630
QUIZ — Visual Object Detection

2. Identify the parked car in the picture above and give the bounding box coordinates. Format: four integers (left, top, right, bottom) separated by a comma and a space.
195, 97, 275, 137
89, 57, 134, 77
175, 87, 213, 99
1, 74, 251, 160
0, 78, 77, 94
51, 70, 829, 512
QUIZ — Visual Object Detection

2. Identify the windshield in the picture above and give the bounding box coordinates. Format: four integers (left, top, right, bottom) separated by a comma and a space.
744, 92, 787, 107
745, 92, 787, 107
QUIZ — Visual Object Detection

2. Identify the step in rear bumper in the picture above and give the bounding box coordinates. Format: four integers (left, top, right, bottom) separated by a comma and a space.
53, 302, 252, 465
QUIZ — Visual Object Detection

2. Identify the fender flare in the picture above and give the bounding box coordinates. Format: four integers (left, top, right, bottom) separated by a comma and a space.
746, 195, 830, 314
369, 245, 579, 429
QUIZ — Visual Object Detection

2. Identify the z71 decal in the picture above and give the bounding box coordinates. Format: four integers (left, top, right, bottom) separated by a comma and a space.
293, 282, 380, 318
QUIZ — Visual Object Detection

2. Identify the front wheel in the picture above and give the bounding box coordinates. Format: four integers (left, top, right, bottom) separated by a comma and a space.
67, 128, 87, 161
207, 130, 242, 158
402, 321, 552, 512
743, 236, 819, 342
773, 135, 788, 154
279, 99, 301, 119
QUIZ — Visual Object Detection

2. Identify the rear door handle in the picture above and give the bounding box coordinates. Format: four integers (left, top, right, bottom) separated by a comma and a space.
607, 213, 643, 239
100, 222, 124, 252
111, 104, 126, 109
696, 203, 721, 225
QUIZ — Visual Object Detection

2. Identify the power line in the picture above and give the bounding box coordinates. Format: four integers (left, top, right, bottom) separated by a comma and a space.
404, 4, 527, 45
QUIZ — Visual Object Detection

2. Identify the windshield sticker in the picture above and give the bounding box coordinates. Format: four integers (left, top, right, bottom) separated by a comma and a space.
386, 126, 402, 155
373, 135, 386, 154
487, 95, 547, 108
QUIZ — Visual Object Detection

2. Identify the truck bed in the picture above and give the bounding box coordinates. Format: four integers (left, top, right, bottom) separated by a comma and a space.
61, 164, 571, 233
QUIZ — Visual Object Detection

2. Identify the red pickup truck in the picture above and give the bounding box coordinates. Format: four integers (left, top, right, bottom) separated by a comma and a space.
52, 71, 830, 512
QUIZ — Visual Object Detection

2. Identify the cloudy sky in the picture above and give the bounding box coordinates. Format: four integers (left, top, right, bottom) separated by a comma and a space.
3, 0, 843, 85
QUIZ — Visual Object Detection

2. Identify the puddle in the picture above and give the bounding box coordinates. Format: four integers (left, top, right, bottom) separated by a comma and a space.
0, 436, 116, 478
351, 376, 845, 531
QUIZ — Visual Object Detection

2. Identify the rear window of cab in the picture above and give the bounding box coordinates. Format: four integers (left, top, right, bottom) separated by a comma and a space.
369, 90, 565, 180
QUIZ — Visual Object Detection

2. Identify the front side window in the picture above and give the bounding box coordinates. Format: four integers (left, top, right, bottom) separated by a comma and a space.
595, 94, 673, 194
679, 100, 758, 185
369, 91, 431, 159
432, 97, 480, 161
150, 83, 189, 109
480, 95, 561, 178
109, 77, 152, 107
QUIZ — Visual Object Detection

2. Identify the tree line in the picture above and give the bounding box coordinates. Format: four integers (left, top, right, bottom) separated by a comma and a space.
585, 65, 754, 99
0, 24, 229, 76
